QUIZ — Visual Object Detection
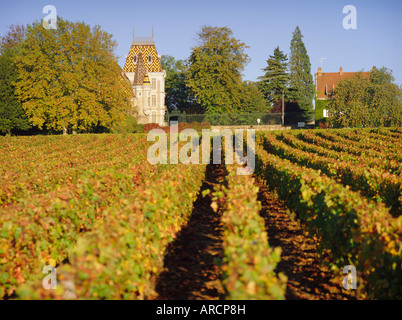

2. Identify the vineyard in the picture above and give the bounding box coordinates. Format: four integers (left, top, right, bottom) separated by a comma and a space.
0, 127, 401, 300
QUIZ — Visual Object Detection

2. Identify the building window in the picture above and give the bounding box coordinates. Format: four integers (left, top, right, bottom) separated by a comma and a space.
152, 95, 156, 107
148, 55, 152, 64
323, 109, 328, 118
133, 55, 137, 64
151, 78, 156, 90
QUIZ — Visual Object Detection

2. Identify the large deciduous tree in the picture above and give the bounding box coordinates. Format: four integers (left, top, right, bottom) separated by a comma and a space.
0, 25, 31, 135
288, 26, 314, 121
14, 18, 133, 134
328, 67, 402, 128
186, 26, 250, 115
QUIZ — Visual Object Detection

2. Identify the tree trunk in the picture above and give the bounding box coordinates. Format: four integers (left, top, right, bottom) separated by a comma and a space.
63, 127, 67, 135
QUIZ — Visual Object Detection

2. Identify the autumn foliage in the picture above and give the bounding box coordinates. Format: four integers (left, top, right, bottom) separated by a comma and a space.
0, 127, 400, 300
217, 164, 287, 299
0, 134, 206, 299
252, 128, 402, 299
11, 18, 133, 134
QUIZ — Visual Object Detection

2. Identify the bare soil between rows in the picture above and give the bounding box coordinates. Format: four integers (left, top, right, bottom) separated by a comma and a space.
153, 163, 226, 300
256, 178, 357, 300
151, 164, 357, 300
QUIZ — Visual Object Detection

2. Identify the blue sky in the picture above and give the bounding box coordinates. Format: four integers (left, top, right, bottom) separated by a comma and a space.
1, 0, 401, 85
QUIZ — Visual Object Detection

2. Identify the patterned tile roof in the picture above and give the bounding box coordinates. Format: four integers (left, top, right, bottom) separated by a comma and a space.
123, 43, 162, 73
120, 72, 134, 97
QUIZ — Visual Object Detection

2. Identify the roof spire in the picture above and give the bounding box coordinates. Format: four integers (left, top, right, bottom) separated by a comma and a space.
133, 50, 150, 86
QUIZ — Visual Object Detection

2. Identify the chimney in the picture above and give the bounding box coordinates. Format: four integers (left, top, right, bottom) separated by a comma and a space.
318, 67, 322, 76
339, 66, 343, 75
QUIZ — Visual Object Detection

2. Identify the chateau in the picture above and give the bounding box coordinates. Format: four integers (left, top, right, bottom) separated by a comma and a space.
123, 32, 167, 126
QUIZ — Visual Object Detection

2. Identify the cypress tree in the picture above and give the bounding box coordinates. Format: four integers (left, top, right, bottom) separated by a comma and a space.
288, 26, 314, 122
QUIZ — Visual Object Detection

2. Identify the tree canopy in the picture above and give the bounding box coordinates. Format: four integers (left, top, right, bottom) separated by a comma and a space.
328, 67, 402, 127
240, 81, 269, 113
186, 26, 250, 114
0, 25, 31, 135
161, 55, 194, 113
13, 18, 133, 134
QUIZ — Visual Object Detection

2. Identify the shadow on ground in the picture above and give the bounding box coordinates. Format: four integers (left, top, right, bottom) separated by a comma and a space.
256, 179, 357, 300
154, 163, 227, 300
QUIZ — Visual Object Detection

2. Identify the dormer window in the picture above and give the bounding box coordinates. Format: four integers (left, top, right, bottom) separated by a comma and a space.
133, 55, 137, 64
148, 55, 152, 64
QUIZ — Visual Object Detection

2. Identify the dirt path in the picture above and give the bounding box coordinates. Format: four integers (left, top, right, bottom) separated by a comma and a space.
153, 163, 226, 300
256, 178, 357, 300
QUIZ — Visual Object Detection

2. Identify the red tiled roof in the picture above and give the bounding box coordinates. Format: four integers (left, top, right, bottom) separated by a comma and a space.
315, 67, 371, 99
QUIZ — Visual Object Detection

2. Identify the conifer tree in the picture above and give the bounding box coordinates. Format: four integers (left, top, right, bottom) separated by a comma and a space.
258, 46, 289, 110
288, 26, 314, 121
240, 81, 269, 113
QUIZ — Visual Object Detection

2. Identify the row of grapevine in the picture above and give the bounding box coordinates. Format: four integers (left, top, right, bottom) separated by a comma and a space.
0, 134, 196, 298
331, 129, 401, 156
3, 132, 285, 300
251, 136, 402, 299
293, 131, 401, 172
310, 130, 401, 161
216, 163, 286, 299
259, 132, 401, 216
15, 161, 206, 299
0, 135, 149, 206
1, 128, 400, 300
